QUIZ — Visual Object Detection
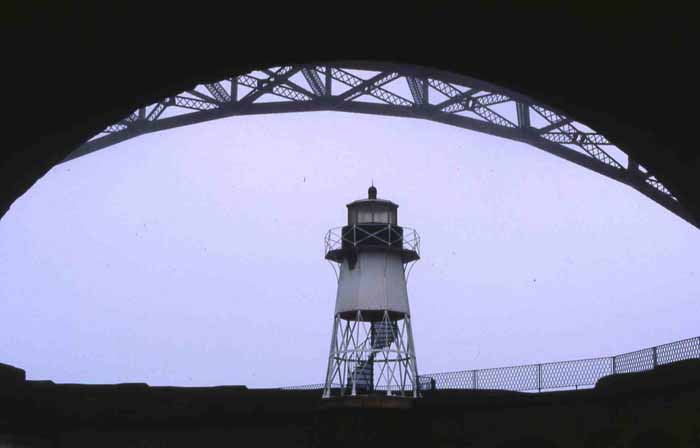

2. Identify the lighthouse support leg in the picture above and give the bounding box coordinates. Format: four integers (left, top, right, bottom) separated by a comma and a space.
322, 315, 340, 398
405, 315, 420, 398
322, 311, 420, 398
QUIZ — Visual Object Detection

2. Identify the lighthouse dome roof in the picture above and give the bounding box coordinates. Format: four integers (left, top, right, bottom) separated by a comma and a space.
346, 185, 398, 209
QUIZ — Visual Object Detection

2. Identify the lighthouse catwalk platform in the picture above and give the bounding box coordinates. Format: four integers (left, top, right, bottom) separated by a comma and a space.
322, 186, 421, 399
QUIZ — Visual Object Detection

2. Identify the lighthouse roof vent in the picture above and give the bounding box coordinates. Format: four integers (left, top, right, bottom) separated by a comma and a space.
368, 185, 377, 199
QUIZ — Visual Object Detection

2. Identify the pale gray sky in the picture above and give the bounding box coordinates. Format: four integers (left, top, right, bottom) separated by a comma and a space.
1, 111, 698, 387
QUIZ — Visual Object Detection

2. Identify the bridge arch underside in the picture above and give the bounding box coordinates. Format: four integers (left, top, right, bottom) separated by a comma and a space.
67, 62, 696, 228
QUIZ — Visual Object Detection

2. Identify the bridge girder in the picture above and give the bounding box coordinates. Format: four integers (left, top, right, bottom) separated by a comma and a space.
64, 62, 696, 228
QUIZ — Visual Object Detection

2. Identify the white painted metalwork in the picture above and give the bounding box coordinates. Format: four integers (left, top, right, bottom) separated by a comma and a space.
334, 252, 410, 315
322, 310, 420, 398
322, 188, 421, 398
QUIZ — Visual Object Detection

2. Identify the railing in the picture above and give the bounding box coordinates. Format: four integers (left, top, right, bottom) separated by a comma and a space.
324, 225, 421, 258
281, 336, 700, 392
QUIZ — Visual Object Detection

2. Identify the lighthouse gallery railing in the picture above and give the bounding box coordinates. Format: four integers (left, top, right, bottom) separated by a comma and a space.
324, 225, 420, 258
281, 335, 700, 392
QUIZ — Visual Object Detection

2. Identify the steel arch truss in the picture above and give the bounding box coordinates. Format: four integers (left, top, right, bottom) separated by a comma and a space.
66, 62, 695, 227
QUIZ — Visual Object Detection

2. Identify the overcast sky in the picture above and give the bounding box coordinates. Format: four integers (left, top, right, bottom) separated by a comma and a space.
1, 110, 698, 387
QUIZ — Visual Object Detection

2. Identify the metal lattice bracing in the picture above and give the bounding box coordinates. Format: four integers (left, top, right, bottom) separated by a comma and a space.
65, 62, 696, 228
322, 310, 420, 398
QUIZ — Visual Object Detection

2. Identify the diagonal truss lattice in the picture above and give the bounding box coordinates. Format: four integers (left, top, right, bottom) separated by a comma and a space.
322, 310, 419, 398
65, 62, 695, 227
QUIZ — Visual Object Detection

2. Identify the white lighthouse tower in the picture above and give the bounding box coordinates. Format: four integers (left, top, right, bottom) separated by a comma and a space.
322, 186, 421, 398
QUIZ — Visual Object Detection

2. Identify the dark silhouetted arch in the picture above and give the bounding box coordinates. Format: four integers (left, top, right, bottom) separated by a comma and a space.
63, 62, 694, 228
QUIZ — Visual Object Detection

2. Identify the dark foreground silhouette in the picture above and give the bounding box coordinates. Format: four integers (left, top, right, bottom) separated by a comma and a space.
1, 359, 699, 447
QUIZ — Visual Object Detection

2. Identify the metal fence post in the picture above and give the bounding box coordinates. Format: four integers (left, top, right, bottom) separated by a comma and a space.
472, 370, 477, 390
537, 364, 542, 392
652, 346, 658, 369
612, 356, 616, 375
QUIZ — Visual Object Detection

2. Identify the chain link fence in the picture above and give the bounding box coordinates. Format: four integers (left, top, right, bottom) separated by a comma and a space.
281, 336, 700, 392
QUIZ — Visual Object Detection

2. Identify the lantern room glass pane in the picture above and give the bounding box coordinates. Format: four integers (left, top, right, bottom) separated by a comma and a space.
357, 209, 373, 223
373, 209, 389, 223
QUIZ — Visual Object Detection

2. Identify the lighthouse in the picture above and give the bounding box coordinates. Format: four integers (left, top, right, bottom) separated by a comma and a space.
322, 186, 421, 398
